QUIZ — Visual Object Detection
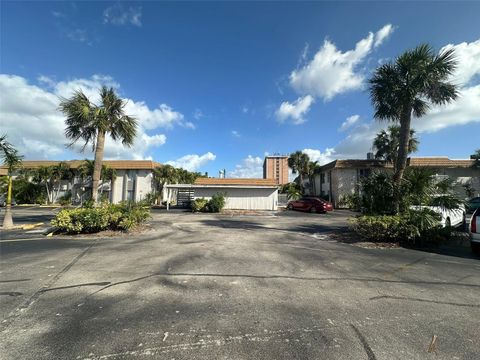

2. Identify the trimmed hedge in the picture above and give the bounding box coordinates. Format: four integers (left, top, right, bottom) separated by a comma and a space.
51, 202, 150, 234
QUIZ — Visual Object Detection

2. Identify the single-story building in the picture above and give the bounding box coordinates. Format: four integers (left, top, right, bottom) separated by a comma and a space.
0, 160, 160, 204
165, 178, 279, 210
305, 157, 480, 207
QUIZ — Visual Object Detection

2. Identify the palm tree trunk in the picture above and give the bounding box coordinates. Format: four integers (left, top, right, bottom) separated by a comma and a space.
110, 179, 114, 203
2, 175, 14, 228
393, 105, 412, 212
92, 130, 106, 204
45, 183, 50, 204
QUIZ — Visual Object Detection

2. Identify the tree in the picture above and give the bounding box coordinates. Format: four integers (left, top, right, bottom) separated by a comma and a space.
78, 160, 117, 202
1, 134, 23, 228
60, 86, 137, 204
101, 166, 117, 202
373, 125, 419, 168
306, 161, 321, 195
288, 151, 310, 193
31, 162, 72, 204
369, 44, 458, 212
152, 165, 202, 204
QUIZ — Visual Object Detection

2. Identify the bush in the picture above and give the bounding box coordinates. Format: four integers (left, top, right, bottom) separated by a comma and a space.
51, 202, 150, 234
339, 193, 361, 211
350, 208, 443, 245
59, 191, 72, 206
207, 192, 226, 213
191, 198, 208, 212
350, 215, 418, 243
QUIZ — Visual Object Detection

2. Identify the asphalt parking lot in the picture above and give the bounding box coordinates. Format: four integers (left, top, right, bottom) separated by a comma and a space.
1, 208, 479, 359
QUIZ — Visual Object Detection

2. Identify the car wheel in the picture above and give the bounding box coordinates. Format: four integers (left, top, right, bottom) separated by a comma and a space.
287, 204, 293, 210
309, 206, 316, 213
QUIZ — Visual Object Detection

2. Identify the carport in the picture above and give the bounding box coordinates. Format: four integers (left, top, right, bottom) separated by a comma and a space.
164, 178, 279, 210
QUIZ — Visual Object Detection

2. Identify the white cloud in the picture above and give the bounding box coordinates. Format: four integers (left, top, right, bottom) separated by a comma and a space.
231, 130, 241, 138
230, 155, 263, 178
413, 85, 480, 133
103, 4, 142, 27
411, 39, 480, 133
124, 102, 184, 130
326, 38, 480, 159
275, 95, 314, 124
66, 28, 89, 43
374, 24, 394, 48
302, 148, 336, 165
0, 73, 187, 160
193, 108, 204, 120
166, 152, 216, 172
339, 114, 361, 132
441, 39, 480, 87
289, 24, 394, 101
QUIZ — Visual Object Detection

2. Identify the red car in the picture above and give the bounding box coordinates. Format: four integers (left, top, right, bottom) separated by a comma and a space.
287, 197, 333, 213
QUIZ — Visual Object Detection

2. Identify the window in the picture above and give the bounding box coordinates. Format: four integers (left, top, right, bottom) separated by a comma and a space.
320, 173, 325, 184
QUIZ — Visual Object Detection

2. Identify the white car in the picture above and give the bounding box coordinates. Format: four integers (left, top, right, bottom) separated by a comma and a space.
469, 208, 480, 254
411, 204, 466, 228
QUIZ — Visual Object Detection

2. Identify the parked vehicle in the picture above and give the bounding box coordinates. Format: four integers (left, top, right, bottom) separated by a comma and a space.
411, 204, 466, 228
467, 197, 480, 213
0, 194, 16, 207
469, 208, 480, 254
287, 197, 333, 213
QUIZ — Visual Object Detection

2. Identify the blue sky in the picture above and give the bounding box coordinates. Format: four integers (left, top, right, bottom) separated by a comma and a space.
1, 1, 479, 177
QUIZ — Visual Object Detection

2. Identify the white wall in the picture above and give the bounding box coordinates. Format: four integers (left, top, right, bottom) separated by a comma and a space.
193, 187, 278, 210
135, 170, 154, 202
112, 170, 125, 203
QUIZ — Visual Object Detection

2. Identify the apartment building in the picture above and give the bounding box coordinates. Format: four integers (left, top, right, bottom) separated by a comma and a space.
306, 157, 480, 207
263, 155, 288, 185
0, 160, 160, 204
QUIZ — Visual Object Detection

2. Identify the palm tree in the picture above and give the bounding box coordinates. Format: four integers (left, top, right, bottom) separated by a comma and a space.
373, 125, 419, 168
153, 165, 179, 202
51, 162, 73, 203
1, 134, 23, 228
101, 166, 117, 202
288, 151, 310, 193
306, 161, 321, 195
59, 86, 137, 204
32, 166, 53, 204
369, 44, 458, 212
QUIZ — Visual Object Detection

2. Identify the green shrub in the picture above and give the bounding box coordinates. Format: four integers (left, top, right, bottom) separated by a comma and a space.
350, 209, 443, 245
191, 198, 208, 212
350, 215, 416, 243
59, 191, 72, 206
339, 193, 361, 210
51, 202, 150, 234
207, 192, 226, 213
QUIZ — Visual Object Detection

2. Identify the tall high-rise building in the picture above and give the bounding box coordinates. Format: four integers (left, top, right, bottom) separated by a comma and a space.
263, 155, 289, 185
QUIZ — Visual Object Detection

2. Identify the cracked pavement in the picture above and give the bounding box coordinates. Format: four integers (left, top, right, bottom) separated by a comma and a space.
1, 209, 479, 359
